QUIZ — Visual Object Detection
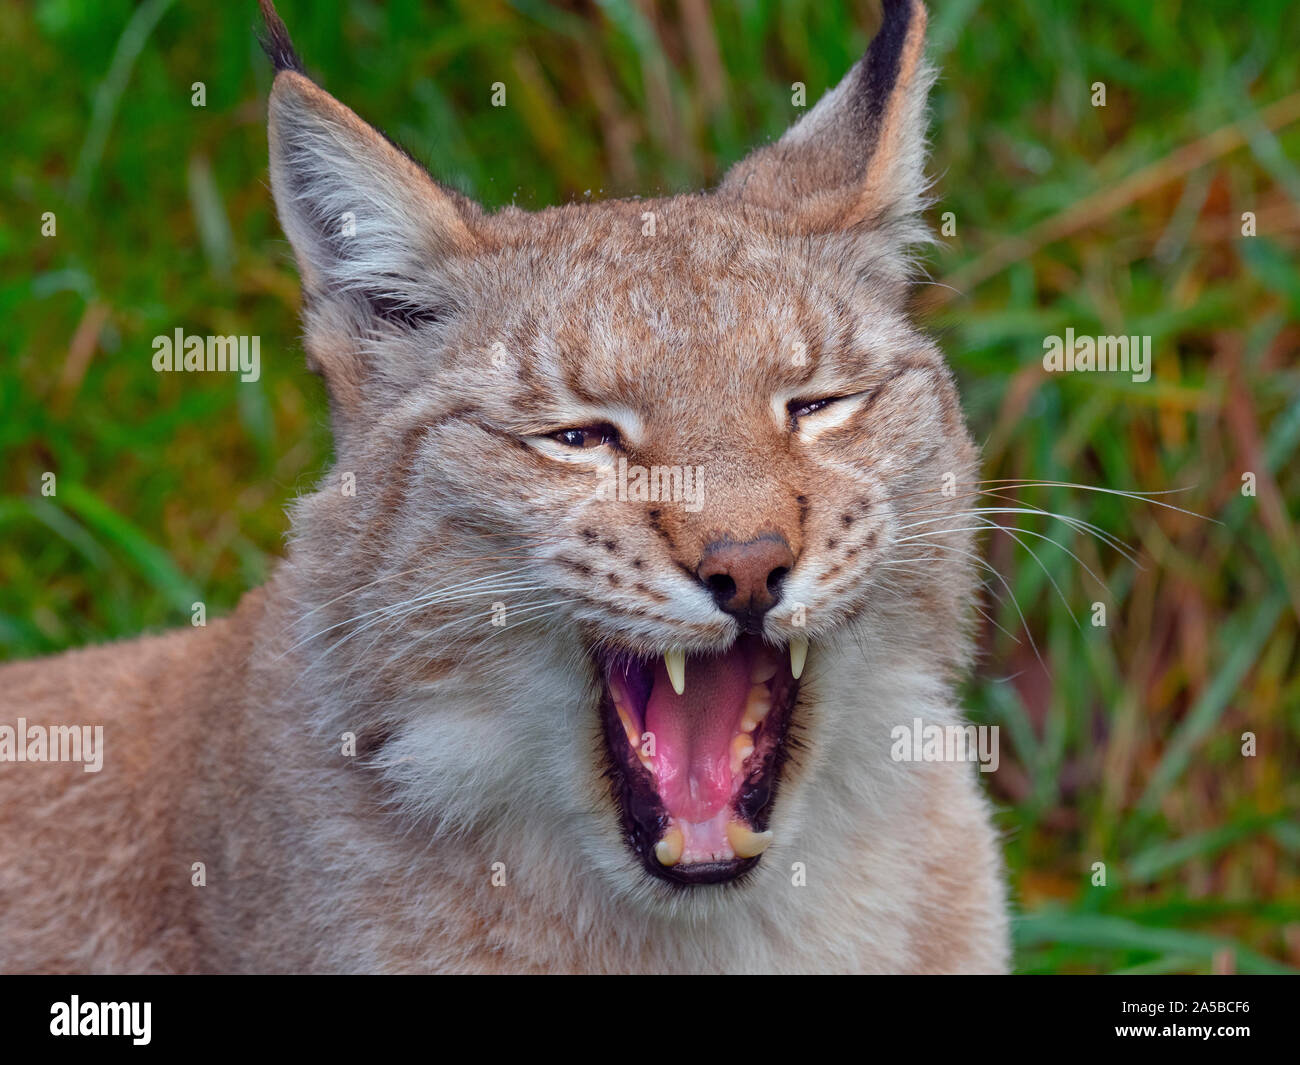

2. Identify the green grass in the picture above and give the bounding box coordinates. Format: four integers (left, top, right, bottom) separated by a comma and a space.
2, 0, 1297, 973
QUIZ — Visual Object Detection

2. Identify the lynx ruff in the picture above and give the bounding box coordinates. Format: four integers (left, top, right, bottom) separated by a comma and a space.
0, 0, 1008, 973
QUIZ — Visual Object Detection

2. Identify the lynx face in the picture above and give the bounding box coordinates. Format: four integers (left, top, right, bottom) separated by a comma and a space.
264, 1, 978, 891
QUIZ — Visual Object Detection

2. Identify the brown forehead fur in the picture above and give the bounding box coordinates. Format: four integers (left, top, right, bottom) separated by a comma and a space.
323, 189, 965, 591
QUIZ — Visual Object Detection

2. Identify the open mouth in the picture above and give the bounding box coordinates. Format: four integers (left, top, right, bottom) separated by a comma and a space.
597, 633, 806, 885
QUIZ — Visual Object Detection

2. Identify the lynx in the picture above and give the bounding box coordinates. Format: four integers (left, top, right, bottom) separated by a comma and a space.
0, 0, 1009, 973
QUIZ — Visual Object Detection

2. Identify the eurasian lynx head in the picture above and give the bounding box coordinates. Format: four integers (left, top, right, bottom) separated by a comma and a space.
262, 0, 978, 897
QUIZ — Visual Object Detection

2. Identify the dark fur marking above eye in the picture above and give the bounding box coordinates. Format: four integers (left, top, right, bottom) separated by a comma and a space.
561, 358, 601, 406
602, 539, 618, 552
826, 538, 839, 550
842, 514, 855, 528
856, 359, 944, 418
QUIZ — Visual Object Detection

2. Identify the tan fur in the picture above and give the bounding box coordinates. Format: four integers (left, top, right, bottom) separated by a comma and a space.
0, 0, 1009, 973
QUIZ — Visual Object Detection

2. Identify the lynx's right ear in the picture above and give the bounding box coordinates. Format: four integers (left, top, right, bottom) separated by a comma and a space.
258, 2, 482, 409
719, 0, 934, 282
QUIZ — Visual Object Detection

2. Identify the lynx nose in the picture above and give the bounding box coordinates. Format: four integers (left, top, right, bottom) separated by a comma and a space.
696, 535, 796, 634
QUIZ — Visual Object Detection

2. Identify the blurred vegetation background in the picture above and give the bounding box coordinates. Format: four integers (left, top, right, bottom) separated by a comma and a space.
2, 0, 1297, 973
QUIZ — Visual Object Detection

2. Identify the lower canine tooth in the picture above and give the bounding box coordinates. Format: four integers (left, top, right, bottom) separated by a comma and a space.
664, 648, 686, 695
730, 733, 754, 773
725, 821, 773, 859
615, 704, 639, 748
654, 826, 684, 867
741, 686, 771, 732
789, 636, 808, 680
750, 657, 778, 683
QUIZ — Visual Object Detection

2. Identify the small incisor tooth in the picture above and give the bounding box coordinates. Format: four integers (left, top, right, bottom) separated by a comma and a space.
789, 636, 808, 680
725, 820, 774, 859
654, 825, 684, 867
730, 732, 754, 773
664, 648, 686, 695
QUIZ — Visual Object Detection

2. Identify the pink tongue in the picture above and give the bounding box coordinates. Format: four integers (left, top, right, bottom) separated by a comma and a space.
645, 648, 751, 822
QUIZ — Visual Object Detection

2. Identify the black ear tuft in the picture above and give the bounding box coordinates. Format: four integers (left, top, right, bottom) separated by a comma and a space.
257, 0, 304, 75
717, 0, 933, 269
857, 0, 920, 155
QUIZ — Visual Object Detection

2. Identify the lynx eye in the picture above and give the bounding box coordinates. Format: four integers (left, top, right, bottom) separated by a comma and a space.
551, 424, 619, 450
786, 389, 878, 430
787, 396, 839, 425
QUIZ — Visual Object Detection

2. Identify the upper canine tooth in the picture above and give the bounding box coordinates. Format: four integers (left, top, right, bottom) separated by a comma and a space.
725, 820, 774, 859
664, 648, 686, 695
789, 636, 808, 680
654, 825, 684, 867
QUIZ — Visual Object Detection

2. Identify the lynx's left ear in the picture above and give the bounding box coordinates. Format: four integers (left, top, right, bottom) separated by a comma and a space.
719, 0, 934, 278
